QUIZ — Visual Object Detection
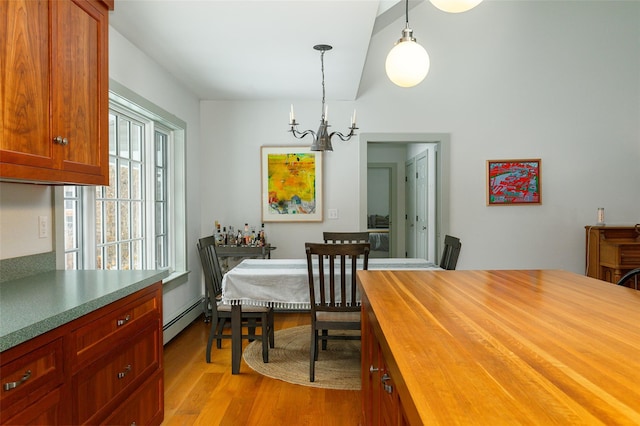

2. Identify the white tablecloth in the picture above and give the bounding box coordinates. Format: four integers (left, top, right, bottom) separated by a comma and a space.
221, 258, 440, 310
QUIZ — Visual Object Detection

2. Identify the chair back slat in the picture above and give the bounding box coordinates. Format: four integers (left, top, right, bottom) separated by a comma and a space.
323, 231, 370, 244
197, 235, 225, 297
305, 242, 370, 312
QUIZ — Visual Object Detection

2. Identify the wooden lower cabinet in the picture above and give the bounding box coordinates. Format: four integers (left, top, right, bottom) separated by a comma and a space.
0, 282, 163, 425
361, 300, 409, 426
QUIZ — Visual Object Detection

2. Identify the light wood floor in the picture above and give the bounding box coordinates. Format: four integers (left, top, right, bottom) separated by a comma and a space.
161, 312, 362, 425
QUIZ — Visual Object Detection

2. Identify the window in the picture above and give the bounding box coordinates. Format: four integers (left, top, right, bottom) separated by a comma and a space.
61, 83, 186, 280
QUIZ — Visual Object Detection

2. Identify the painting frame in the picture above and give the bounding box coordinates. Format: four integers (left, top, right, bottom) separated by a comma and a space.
487, 158, 542, 206
261, 146, 323, 222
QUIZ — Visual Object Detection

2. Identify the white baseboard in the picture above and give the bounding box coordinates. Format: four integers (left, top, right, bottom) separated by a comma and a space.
163, 298, 203, 345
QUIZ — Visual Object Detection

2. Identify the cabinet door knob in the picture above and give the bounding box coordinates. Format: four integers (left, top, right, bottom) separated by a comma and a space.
3, 370, 31, 391
53, 136, 69, 146
369, 365, 379, 373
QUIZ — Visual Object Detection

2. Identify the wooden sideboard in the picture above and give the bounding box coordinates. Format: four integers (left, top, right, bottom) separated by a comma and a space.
0, 282, 163, 425
585, 225, 640, 284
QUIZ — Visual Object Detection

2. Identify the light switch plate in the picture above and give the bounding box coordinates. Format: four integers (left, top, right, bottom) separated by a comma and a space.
328, 208, 338, 219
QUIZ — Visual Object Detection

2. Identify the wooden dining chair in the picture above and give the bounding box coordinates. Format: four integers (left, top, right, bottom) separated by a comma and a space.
323, 231, 370, 244
305, 242, 370, 382
439, 235, 462, 270
197, 236, 274, 365
617, 267, 640, 290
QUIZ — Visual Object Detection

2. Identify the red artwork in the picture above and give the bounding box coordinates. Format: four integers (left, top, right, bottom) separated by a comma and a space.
487, 159, 541, 205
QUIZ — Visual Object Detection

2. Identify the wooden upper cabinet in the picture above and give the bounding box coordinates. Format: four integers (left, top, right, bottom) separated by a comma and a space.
0, 0, 111, 185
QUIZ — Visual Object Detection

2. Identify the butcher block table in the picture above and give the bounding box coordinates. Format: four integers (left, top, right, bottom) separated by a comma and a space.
357, 269, 640, 425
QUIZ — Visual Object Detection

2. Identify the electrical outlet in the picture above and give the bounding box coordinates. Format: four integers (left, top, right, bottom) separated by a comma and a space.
328, 208, 338, 219
38, 216, 48, 238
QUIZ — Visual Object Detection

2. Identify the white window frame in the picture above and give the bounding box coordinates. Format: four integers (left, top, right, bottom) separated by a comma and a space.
56, 81, 188, 284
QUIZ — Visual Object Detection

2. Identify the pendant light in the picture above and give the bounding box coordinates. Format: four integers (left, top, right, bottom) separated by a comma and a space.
385, 0, 430, 88
429, 0, 483, 13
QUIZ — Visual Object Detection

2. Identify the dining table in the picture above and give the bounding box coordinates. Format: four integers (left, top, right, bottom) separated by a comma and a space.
220, 257, 440, 374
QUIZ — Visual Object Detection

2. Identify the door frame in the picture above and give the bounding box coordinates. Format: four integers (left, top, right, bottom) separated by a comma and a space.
360, 133, 450, 260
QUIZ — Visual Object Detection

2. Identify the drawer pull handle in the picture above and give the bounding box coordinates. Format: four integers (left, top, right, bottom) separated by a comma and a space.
117, 314, 131, 326
369, 365, 379, 373
3, 370, 32, 391
117, 364, 132, 379
381, 373, 393, 394
53, 136, 69, 146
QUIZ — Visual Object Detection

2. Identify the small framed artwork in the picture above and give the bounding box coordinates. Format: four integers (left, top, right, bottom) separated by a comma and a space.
487, 159, 541, 205
261, 146, 323, 222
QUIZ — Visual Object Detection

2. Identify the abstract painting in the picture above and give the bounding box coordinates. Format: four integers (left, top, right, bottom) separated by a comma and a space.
261, 146, 323, 222
487, 159, 541, 205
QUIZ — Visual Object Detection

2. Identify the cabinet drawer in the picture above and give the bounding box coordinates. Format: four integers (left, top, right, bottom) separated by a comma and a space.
101, 369, 164, 426
0, 338, 64, 421
73, 288, 160, 367
73, 321, 161, 425
1, 387, 62, 426
620, 245, 640, 266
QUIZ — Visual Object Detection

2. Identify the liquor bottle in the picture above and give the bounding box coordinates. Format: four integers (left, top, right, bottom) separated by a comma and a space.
244, 223, 250, 245
222, 227, 228, 245
259, 223, 266, 247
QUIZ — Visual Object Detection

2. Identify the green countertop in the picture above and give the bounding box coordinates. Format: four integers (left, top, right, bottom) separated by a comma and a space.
0, 269, 169, 352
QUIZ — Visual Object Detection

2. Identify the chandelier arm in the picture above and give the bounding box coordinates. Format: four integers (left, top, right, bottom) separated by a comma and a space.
289, 126, 317, 140
329, 127, 358, 142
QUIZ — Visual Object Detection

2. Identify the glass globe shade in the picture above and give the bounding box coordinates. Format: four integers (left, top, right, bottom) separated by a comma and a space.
429, 0, 483, 13
385, 40, 430, 88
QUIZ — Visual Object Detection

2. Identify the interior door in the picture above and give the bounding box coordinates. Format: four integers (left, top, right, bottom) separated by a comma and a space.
405, 159, 416, 258
415, 152, 428, 260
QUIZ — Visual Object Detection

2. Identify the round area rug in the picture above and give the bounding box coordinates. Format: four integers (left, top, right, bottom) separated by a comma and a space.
243, 325, 361, 390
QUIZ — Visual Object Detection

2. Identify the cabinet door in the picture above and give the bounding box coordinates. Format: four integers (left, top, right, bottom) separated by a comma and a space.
51, 0, 108, 182
0, 0, 54, 169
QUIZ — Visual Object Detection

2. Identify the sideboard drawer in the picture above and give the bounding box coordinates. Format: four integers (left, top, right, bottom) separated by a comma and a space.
73, 286, 160, 368
0, 338, 64, 421
73, 321, 161, 424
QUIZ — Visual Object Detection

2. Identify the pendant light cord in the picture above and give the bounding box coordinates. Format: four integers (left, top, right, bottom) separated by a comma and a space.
320, 49, 326, 121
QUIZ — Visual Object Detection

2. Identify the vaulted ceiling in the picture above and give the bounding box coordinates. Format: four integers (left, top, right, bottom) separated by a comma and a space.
109, 1, 416, 101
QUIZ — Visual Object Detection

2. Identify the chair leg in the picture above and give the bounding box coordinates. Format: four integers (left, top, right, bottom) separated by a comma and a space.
206, 320, 218, 363
268, 310, 275, 348
216, 318, 226, 349
261, 313, 269, 363
248, 318, 257, 342
322, 329, 328, 350
310, 328, 317, 382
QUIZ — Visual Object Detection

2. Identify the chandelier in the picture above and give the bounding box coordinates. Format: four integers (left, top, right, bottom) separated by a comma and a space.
288, 44, 357, 152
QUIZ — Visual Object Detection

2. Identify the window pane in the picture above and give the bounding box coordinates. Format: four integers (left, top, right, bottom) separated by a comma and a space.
104, 201, 117, 243
155, 132, 165, 167
131, 163, 142, 200
131, 123, 142, 161
106, 244, 117, 270
106, 158, 117, 199
65, 252, 77, 270
132, 201, 143, 239
96, 247, 103, 269
64, 200, 77, 250
95, 200, 103, 245
109, 113, 116, 156
132, 240, 143, 269
156, 236, 166, 269
119, 159, 130, 199
120, 201, 130, 241
155, 168, 164, 201
120, 242, 130, 270
155, 203, 164, 235
119, 119, 130, 158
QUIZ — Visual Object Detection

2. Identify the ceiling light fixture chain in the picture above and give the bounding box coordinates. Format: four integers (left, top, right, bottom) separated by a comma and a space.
288, 44, 357, 152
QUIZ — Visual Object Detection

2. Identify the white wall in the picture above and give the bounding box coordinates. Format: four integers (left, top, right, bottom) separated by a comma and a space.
109, 28, 203, 327
200, 1, 640, 274
0, 183, 53, 259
